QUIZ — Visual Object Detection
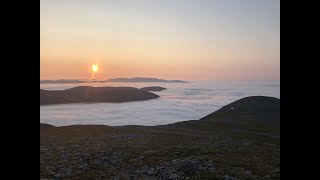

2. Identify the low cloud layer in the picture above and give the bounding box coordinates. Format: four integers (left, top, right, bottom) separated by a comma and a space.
40, 81, 280, 126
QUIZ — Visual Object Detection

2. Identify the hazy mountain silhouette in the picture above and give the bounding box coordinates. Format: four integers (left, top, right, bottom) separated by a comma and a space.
40, 77, 188, 84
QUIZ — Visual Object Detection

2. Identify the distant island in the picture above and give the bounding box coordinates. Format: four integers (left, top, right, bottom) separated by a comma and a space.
140, 86, 166, 92
40, 77, 188, 84
40, 96, 280, 179
40, 86, 159, 105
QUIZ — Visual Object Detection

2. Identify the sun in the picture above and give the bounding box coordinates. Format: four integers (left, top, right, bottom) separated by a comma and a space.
92, 64, 99, 73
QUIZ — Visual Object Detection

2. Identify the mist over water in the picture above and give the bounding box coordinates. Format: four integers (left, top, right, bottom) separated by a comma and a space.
40, 80, 280, 127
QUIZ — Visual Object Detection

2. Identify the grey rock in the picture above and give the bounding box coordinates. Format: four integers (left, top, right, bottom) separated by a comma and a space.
170, 173, 178, 179
224, 175, 236, 180
147, 168, 155, 175
265, 175, 271, 178
244, 170, 252, 176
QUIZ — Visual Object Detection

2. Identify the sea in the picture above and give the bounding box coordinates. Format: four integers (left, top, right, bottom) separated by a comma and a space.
40, 80, 280, 127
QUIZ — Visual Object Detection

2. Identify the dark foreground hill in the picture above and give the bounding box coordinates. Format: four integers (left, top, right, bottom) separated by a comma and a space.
201, 96, 280, 126
173, 96, 280, 134
40, 123, 55, 128
40, 96, 280, 180
40, 86, 159, 105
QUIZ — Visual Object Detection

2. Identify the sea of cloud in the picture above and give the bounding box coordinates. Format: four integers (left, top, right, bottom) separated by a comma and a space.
40, 80, 280, 126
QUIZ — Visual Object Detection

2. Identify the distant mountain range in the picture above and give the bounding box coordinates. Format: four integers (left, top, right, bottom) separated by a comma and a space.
40, 77, 188, 84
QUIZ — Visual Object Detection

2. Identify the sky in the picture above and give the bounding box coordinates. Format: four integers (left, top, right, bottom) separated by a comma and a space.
40, 0, 280, 81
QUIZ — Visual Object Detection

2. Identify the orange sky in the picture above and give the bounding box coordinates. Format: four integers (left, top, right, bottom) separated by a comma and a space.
40, 0, 280, 81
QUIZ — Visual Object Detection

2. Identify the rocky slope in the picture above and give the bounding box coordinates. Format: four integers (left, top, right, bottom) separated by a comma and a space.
40, 96, 280, 179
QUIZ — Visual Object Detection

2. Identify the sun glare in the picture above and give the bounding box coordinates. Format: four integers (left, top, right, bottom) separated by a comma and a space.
92, 64, 99, 73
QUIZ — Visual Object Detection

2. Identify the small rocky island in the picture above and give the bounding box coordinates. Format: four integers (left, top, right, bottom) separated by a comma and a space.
140, 86, 166, 92
40, 86, 159, 105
